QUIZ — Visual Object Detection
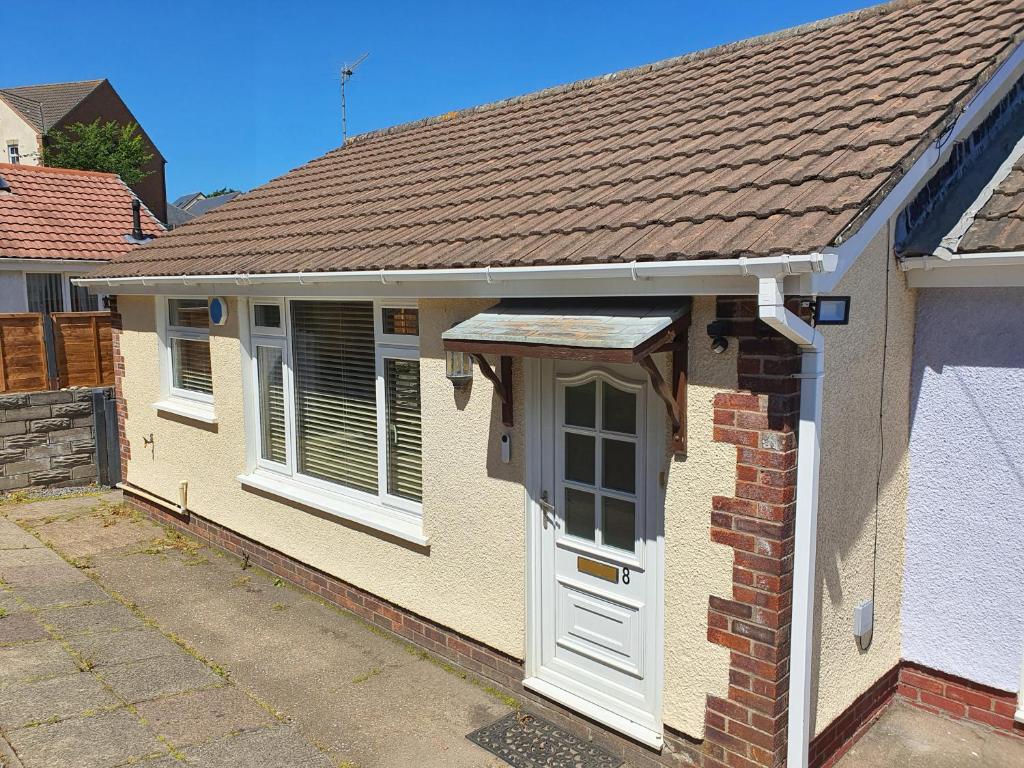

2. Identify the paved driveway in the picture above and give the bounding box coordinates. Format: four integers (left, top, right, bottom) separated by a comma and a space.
0, 491, 511, 768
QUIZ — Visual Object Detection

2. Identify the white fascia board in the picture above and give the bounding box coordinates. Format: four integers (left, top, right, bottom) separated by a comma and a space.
0, 258, 106, 272
905, 252, 1024, 288
808, 39, 1024, 296
73, 253, 834, 299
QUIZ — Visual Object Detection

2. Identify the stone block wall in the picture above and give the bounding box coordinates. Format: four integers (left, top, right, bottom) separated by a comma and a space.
0, 387, 112, 490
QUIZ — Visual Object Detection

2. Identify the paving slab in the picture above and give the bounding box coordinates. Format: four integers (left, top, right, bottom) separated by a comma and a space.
0, 613, 48, 645
182, 726, 336, 768
34, 514, 163, 559
0, 563, 91, 589
0, 519, 42, 550
835, 702, 1024, 768
97, 652, 224, 703
0, 547, 66, 578
0, 671, 121, 729
6, 708, 167, 768
135, 685, 277, 747
38, 600, 144, 637
0, 640, 80, 685
11, 580, 111, 609
3, 495, 105, 524
66, 627, 180, 668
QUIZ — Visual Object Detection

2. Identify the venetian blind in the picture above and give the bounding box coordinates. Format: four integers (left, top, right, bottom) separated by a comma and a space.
171, 338, 213, 395
291, 301, 378, 494
256, 346, 287, 463
385, 359, 422, 502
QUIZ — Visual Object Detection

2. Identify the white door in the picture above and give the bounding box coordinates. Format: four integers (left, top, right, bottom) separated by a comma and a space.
525, 359, 664, 748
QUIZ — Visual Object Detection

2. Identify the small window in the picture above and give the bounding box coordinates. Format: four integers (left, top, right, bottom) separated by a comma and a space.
382, 307, 419, 336
7, 144, 19, 164
254, 303, 282, 330
165, 298, 213, 400
26, 273, 64, 314
70, 280, 99, 312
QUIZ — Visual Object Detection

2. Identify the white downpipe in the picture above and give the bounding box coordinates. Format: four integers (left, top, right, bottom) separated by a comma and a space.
74, 252, 836, 288
757, 277, 823, 768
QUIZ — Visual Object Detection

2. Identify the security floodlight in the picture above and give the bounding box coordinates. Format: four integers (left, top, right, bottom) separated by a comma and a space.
813, 296, 851, 326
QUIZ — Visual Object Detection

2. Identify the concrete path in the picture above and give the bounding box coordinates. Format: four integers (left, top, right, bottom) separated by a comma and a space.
834, 701, 1024, 768
0, 491, 510, 768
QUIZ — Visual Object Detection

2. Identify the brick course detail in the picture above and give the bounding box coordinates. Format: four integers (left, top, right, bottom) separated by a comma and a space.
109, 297, 130, 483
898, 663, 1023, 739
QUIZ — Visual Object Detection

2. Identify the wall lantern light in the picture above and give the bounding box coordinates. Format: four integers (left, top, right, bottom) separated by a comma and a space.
813, 296, 852, 326
445, 350, 474, 389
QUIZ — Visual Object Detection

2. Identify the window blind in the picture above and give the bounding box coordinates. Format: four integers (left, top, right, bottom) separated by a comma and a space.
26, 273, 64, 314
385, 358, 422, 502
291, 301, 378, 494
171, 338, 213, 395
257, 346, 287, 463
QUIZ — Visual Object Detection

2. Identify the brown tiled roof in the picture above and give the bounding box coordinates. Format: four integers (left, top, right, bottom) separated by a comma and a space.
93, 0, 1024, 279
958, 156, 1024, 252
0, 163, 163, 261
0, 80, 105, 133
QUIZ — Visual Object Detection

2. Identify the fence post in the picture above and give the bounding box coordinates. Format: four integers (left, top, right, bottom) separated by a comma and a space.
92, 389, 109, 486
42, 314, 60, 391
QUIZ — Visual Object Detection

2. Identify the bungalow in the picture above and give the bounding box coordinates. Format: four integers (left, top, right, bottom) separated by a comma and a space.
78, 1, 1024, 767
0, 163, 162, 314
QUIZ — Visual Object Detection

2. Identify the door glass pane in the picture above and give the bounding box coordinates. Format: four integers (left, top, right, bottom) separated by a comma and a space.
602, 438, 635, 493
602, 383, 636, 434
564, 381, 596, 428
602, 497, 636, 552
564, 432, 595, 485
565, 487, 596, 541
256, 346, 286, 463
385, 358, 422, 502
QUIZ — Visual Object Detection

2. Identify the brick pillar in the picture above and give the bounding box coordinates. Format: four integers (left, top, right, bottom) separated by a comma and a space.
702, 297, 801, 768
108, 296, 130, 482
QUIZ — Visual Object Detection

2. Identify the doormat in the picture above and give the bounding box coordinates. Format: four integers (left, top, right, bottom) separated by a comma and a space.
467, 711, 624, 768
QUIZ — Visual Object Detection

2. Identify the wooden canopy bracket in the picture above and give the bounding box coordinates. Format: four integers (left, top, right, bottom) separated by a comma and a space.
638, 317, 689, 456
471, 353, 513, 427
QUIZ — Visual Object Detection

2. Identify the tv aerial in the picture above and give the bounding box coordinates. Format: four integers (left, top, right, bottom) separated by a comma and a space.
340, 53, 369, 145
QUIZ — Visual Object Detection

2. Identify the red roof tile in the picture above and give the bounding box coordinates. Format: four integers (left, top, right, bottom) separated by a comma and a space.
0, 163, 163, 262
94, 0, 1024, 279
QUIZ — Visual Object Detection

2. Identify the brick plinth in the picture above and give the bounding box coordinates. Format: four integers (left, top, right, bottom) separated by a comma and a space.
701, 297, 802, 768
108, 296, 130, 482
809, 665, 899, 768
898, 663, 1023, 738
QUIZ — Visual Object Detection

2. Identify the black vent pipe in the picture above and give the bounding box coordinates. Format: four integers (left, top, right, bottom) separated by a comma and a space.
131, 199, 144, 240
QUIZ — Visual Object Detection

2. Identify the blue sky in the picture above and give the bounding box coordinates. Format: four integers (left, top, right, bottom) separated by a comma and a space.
14, 1, 876, 201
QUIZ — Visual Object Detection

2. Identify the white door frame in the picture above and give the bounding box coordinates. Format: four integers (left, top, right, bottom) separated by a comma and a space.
523, 357, 666, 748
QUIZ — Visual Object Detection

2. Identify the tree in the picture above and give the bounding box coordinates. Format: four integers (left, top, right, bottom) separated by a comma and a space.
44, 119, 153, 186
204, 187, 239, 198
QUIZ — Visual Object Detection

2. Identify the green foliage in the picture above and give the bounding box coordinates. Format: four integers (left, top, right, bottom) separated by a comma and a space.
204, 187, 239, 197
44, 119, 153, 186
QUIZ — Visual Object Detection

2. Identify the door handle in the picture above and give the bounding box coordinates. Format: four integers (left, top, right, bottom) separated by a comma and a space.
539, 491, 557, 529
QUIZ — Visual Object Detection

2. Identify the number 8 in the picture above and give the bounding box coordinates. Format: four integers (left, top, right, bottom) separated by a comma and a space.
622, 567, 631, 585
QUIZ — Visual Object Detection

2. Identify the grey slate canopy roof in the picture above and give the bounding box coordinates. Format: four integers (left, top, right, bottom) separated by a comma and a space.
0, 79, 104, 133
91, 0, 1024, 280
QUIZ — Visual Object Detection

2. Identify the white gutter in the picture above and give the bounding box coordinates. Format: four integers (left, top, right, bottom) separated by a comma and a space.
900, 250, 1024, 270
757, 277, 824, 768
73, 252, 836, 288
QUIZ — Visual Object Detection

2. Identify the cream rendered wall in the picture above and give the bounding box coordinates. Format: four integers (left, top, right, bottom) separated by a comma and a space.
661, 296, 737, 737
0, 101, 40, 165
811, 224, 915, 735
118, 293, 738, 738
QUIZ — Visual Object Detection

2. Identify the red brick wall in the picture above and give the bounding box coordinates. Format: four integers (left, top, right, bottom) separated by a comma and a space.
108, 296, 130, 482
899, 663, 1023, 738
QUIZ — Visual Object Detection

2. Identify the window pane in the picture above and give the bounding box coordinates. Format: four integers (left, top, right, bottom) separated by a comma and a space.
254, 304, 281, 329
602, 438, 635, 493
168, 299, 209, 328
565, 487, 595, 541
382, 307, 419, 336
26, 273, 64, 314
171, 337, 212, 395
602, 383, 636, 434
257, 346, 286, 463
291, 301, 378, 494
602, 497, 636, 552
70, 282, 98, 312
564, 432, 595, 485
564, 381, 596, 428
386, 359, 422, 502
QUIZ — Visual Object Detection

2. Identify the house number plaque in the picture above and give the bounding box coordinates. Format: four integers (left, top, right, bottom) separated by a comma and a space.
577, 556, 618, 584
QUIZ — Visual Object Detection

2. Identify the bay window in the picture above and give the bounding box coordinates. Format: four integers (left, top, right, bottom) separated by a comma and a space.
243, 299, 424, 542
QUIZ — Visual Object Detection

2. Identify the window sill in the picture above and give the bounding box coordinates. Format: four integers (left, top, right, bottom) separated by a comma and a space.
153, 399, 218, 425
237, 470, 430, 547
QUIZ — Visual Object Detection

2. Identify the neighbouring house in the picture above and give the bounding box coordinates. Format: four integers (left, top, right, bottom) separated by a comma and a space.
167, 190, 242, 229
0, 79, 168, 223
77, 2, 1024, 767
0, 163, 162, 314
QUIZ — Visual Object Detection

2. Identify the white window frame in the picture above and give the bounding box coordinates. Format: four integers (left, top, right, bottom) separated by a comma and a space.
239, 298, 426, 545
7, 143, 19, 164
154, 297, 216, 423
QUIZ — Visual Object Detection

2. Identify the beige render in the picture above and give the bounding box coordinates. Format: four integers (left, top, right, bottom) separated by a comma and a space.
114, 233, 913, 742
0, 100, 41, 164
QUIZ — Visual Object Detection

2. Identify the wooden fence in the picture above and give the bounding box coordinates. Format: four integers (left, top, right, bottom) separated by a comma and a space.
0, 312, 114, 393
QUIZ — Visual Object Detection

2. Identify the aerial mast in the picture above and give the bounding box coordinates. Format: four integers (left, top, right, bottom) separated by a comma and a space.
340, 53, 369, 145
